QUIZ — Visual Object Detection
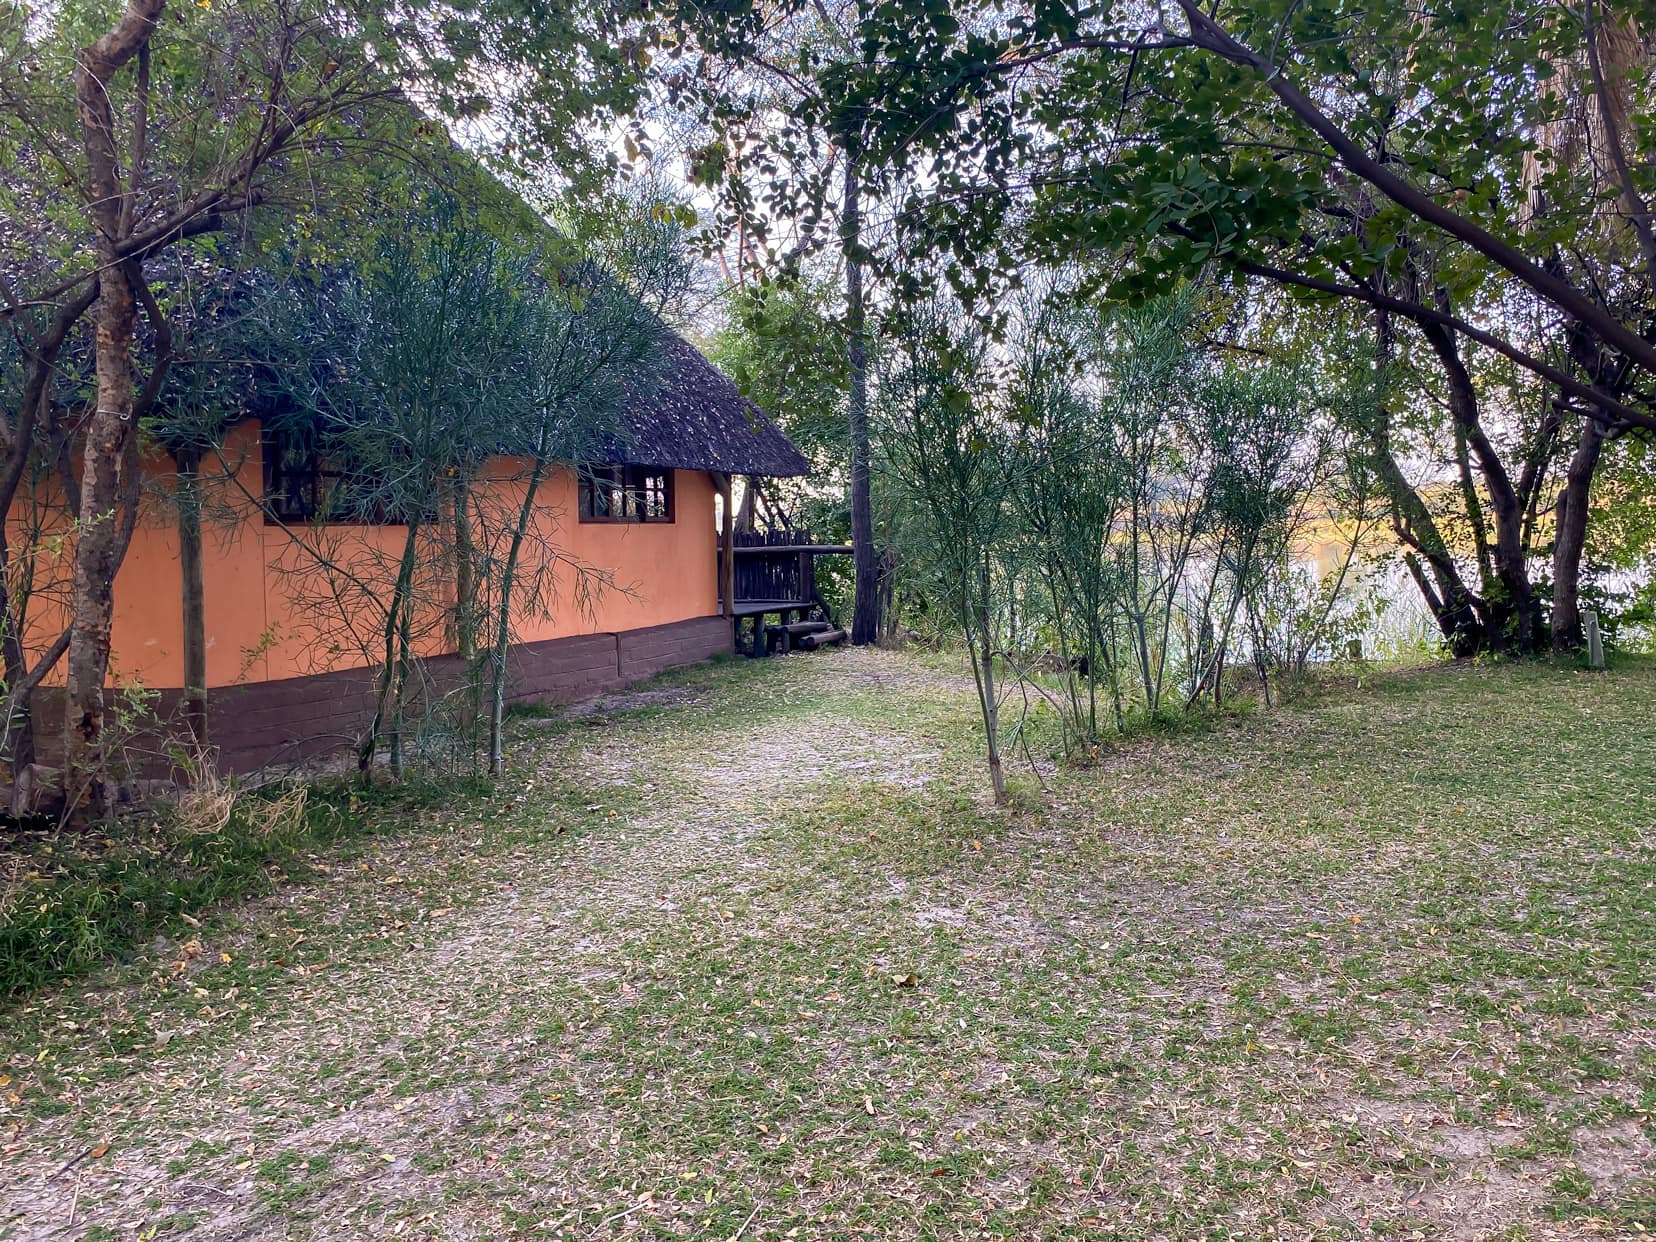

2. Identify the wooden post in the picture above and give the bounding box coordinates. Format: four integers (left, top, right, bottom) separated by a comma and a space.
1585, 609, 1604, 668
716, 472, 734, 620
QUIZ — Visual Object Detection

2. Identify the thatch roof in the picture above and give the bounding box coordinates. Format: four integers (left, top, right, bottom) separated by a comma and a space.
596, 328, 810, 478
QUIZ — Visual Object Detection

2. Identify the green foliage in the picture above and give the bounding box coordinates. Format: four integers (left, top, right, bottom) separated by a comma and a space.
827, 0, 1653, 323
1588, 434, 1656, 579
267, 208, 552, 521
656, 0, 1656, 654
0, 778, 476, 997
883, 279, 1359, 765
876, 299, 1020, 796
1, 0, 659, 802
711, 275, 850, 473
248, 200, 670, 773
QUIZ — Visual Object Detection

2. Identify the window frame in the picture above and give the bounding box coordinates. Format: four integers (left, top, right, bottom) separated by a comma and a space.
261, 426, 411, 527
577, 464, 676, 525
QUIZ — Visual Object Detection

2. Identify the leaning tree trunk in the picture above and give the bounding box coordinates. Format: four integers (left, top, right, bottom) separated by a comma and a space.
1419, 317, 1543, 653
359, 520, 422, 775
843, 155, 880, 645
2, 292, 97, 774
0, 525, 35, 773
1551, 417, 1608, 653
1368, 306, 1486, 655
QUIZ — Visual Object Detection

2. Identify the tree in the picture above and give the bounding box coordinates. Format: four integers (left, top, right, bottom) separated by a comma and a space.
1006, 286, 1131, 741
657, 0, 890, 641
813, 0, 1656, 653
1197, 356, 1333, 704
146, 267, 273, 751
712, 274, 849, 481
1, 0, 649, 813
995, 279, 1364, 744
244, 185, 680, 779
879, 303, 1018, 801
3, 0, 392, 811
479, 196, 682, 776
263, 213, 549, 773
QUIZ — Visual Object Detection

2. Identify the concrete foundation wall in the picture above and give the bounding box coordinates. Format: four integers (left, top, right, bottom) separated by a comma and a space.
32, 615, 732, 775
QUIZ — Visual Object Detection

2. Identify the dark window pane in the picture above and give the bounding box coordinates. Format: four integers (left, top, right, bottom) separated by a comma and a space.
577, 464, 673, 523
262, 427, 412, 526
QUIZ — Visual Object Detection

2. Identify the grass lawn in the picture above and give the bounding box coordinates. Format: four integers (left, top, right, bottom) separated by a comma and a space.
1, 648, 1652, 1240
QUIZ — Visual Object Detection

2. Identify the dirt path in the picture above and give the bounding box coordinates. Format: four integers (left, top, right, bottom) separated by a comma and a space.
1, 651, 963, 1240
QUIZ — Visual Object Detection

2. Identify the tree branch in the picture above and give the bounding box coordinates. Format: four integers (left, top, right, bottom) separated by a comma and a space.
1172, 0, 1656, 379
1214, 245, 1656, 432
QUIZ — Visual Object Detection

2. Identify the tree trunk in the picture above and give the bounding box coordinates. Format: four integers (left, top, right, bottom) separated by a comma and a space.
2, 290, 102, 776
0, 524, 34, 773
453, 474, 478, 664
717, 472, 735, 619
1208, 536, 1256, 708
62, 270, 142, 819
843, 155, 880, 645
359, 519, 421, 775
970, 574, 1006, 804
63, 0, 166, 820
389, 582, 415, 777
175, 447, 209, 749
1418, 318, 1542, 653
735, 475, 758, 534
1550, 418, 1608, 653
1452, 423, 1495, 590
876, 546, 899, 640
489, 454, 550, 778
1367, 307, 1484, 655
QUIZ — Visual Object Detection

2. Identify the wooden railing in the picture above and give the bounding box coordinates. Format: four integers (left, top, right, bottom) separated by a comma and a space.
728, 529, 853, 606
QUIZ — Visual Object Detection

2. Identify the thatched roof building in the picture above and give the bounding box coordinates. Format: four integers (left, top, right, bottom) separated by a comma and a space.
597, 326, 809, 478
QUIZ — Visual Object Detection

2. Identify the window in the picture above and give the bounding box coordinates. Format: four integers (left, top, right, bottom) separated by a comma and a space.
262, 427, 409, 525
578, 464, 674, 523
264, 429, 328, 523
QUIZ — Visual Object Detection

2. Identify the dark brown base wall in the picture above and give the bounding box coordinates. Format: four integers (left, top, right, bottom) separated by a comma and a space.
32, 616, 732, 776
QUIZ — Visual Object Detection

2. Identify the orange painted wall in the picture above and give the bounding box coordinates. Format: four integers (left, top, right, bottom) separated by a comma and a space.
22, 421, 720, 690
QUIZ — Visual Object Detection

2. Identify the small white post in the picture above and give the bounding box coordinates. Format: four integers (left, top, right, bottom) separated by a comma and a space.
1584, 609, 1605, 669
